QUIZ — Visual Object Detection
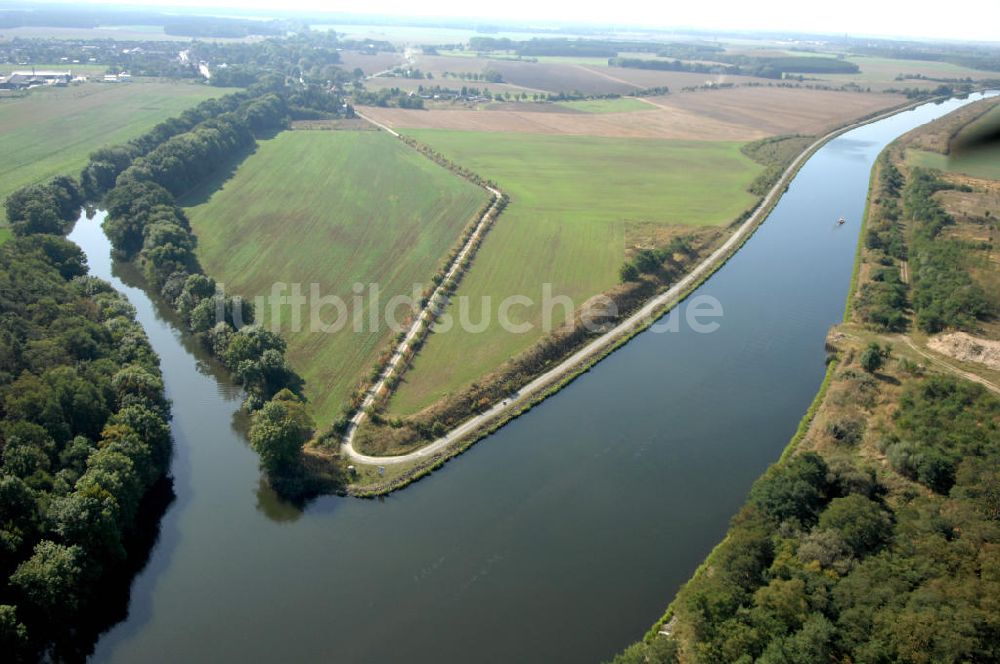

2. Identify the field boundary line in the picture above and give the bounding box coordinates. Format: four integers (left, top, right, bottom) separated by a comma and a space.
342, 110, 505, 460
340, 94, 955, 477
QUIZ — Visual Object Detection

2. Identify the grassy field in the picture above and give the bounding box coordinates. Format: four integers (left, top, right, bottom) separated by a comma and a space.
184, 130, 487, 418
386, 130, 762, 415
818, 55, 993, 86
0, 81, 232, 217
555, 97, 654, 113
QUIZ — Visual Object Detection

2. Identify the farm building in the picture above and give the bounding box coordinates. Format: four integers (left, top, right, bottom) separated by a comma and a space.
0, 69, 72, 90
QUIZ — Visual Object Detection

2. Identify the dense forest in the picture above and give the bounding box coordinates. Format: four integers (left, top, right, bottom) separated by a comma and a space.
90, 86, 317, 495
6, 80, 324, 499
613, 372, 1000, 663
857, 160, 992, 334
0, 214, 172, 659
903, 169, 992, 332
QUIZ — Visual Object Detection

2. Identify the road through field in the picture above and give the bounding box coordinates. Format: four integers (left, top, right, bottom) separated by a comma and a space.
340, 100, 926, 466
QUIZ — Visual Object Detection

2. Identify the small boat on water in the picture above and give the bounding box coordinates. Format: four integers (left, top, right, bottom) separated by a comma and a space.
837, 216, 846, 225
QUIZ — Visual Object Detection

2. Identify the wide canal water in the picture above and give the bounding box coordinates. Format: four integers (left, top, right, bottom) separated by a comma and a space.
70, 92, 995, 663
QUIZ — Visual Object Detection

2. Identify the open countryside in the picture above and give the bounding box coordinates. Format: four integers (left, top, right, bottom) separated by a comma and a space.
185, 129, 486, 417
0, 81, 232, 214
385, 131, 762, 415
2, 4, 1000, 663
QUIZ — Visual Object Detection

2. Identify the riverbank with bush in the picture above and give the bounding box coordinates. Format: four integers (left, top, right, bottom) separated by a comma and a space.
608, 95, 1000, 664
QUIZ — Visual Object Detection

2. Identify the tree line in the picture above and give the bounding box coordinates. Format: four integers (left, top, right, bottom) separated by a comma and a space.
857, 156, 909, 332
609, 55, 860, 79
0, 231, 172, 660
91, 92, 316, 495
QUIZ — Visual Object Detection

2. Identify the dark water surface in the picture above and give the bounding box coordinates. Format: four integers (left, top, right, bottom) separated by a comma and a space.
70, 93, 995, 663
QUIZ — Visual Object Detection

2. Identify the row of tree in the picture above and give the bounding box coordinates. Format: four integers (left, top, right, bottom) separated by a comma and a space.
0, 230, 172, 660
857, 156, 909, 332
79, 91, 258, 200
610, 55, 860, 79
93, 91, 314, 495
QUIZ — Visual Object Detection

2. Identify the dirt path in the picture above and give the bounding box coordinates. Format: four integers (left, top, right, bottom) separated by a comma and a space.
341, 99, 929, 466
343, 110, 504, 463
574, 64, 641, 89
898, 335, 1000, 395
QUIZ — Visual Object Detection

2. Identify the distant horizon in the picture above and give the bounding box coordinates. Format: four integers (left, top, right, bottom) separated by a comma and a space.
5, 0, 1000, 44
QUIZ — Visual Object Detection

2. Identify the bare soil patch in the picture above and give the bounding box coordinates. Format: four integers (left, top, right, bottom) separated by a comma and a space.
928, 332, 1000, 370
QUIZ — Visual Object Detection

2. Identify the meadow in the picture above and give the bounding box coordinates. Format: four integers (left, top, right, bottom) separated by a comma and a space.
0, 81, 231, 214
386, 130, 762, 415
184, 129, 487, 418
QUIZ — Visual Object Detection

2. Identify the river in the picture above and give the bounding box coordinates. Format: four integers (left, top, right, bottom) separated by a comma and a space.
68, 92, 995, 663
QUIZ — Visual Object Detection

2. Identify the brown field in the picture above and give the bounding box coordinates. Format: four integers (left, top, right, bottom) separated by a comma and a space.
647, 87, 907, 135
361, 87, 906, 140
414, 55, 634, 94
359, 103, 760, 140
576, 65, 778, 90
364, 76, 543, 98
338, 50, 404, 76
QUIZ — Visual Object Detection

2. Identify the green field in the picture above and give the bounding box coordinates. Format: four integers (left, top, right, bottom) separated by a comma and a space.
821, 55, 992, 84
184, 130, 487, 418
387, 130, 762, 415
0, 81, 232, 219
556, 97, 654, 113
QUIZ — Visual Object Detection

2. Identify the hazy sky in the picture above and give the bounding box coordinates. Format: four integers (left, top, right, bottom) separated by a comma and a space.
33, 0, 1000, 42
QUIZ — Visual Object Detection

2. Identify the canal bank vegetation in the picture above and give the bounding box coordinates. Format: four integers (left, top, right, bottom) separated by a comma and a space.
350, 225, 725, 458
0, 225, 172, 660
610, 98, 1000, 664
740, 135, 816, 197
93, 92, 328, 497
612, 333, 1000, 663
3, 79, 349, 500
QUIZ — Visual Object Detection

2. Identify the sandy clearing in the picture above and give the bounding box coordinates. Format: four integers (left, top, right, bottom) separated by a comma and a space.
927, 332, 1000, 371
